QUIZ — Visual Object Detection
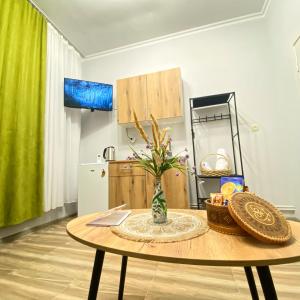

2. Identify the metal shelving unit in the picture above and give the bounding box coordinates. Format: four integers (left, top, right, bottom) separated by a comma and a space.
189, 92, 244, 209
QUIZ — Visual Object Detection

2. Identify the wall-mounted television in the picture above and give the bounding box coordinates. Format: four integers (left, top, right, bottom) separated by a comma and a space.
64, 78, 113, 111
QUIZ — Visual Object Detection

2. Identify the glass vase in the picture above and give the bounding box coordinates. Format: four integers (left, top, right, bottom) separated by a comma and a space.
152, 177, 167, 224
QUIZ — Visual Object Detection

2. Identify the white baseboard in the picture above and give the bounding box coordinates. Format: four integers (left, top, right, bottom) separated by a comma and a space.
275, 205, 296, 212
0, 203, 77, 240
190, 202, 297, 215
275, 205, 298, 220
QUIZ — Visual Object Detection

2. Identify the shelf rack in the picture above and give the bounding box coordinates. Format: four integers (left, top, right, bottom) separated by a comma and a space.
189, 92, 244, 209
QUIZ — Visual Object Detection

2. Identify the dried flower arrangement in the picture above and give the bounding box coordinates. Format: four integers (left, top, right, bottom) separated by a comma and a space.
131, 112, 189, 224
131, 112, 189, 178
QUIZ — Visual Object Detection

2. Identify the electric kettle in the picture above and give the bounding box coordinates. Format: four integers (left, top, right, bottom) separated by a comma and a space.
103, 146, 115, 161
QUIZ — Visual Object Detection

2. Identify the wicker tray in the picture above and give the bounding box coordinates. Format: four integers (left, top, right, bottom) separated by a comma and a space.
200, 153, 232, 176
228, 193, 292, 244
205, 200, 247, 236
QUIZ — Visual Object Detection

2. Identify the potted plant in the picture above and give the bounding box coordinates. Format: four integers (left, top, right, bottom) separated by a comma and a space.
131, 112, 188, 224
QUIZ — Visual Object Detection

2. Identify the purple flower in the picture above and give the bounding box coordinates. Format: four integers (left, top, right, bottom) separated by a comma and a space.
175, 172, 179, 176
147, 143, 153, 150
179, 155, 189, 165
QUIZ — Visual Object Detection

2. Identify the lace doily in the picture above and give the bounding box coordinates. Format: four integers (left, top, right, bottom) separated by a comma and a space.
111, 211, 209, 243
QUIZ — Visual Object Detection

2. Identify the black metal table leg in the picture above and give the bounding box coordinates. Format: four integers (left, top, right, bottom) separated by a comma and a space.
118, 256, 128, 300
244, 267, 259, 300
256, 266, 278, 300
88, 249, 105, 300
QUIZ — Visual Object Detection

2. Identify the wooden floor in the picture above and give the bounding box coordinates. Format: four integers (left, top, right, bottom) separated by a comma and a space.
0, 218, 299, 300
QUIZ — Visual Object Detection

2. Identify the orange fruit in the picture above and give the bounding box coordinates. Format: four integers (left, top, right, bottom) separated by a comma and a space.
221, 182, 236, 194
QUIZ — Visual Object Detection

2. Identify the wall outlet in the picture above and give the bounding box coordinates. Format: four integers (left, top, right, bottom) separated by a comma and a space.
128, 137, 136, 144
251, 123, 259, 132
96, 154, 102, 163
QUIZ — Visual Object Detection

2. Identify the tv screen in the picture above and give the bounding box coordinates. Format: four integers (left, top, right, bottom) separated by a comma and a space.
64, 78, 113, 111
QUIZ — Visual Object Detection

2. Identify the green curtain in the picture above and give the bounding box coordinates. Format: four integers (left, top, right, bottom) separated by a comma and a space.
0, 0, 47, 227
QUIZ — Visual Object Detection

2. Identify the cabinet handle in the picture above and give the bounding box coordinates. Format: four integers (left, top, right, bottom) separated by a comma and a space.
120, 165, 132, 170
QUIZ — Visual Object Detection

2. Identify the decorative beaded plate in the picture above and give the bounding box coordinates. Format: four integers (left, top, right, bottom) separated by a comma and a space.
111, 211, 209, 243
229, 193, 292, 244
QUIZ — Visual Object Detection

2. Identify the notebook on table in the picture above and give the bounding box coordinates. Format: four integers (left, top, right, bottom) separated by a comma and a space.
87, 210, 131, 227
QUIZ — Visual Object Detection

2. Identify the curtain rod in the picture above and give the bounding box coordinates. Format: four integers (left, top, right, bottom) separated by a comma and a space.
28, 0, 84, 58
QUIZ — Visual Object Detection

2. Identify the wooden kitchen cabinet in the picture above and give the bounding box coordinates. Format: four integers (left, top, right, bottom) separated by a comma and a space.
146, 169, 189, 209
109, 161, 145, 176
109, 176, 147, 209
147, 68, 182, 120
117, 68, 183, 124
109, 161, 147, 209
109, 161, 189, 209
117, 75, 147, 124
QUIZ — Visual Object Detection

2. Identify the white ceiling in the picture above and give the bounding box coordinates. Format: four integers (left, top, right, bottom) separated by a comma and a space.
33, 0, 266, 57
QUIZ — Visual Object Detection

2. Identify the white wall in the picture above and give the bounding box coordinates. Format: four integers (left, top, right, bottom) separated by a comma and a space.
81, 2, 300, 217
263, 0, 300, 217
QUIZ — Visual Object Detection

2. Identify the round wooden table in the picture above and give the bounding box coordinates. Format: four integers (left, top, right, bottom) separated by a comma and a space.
66, 209, 300, 300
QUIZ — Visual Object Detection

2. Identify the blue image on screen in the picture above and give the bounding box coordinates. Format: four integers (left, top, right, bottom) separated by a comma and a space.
64, 78, 113, 111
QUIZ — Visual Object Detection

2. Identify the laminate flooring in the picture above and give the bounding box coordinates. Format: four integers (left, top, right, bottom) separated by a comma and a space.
0, 218, 299, 300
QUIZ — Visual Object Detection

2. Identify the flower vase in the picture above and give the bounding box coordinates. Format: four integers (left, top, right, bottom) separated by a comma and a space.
152, 177, 167, 224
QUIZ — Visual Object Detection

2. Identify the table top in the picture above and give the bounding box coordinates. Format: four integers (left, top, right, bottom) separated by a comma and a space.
66, 209, 300, 267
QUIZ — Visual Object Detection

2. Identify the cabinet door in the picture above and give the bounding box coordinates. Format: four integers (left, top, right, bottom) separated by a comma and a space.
109, 176, 121, 208
109, 176, 147, 209
130, 176, 147, 208
147, 68, 183, 120
146, 169, 189, 209
117, 75, 147, 123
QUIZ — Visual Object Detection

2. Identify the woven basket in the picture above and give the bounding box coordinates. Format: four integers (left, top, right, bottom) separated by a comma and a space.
229, 193, 292, 244
205, 200, 247, 236
200, 153, 232, 176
